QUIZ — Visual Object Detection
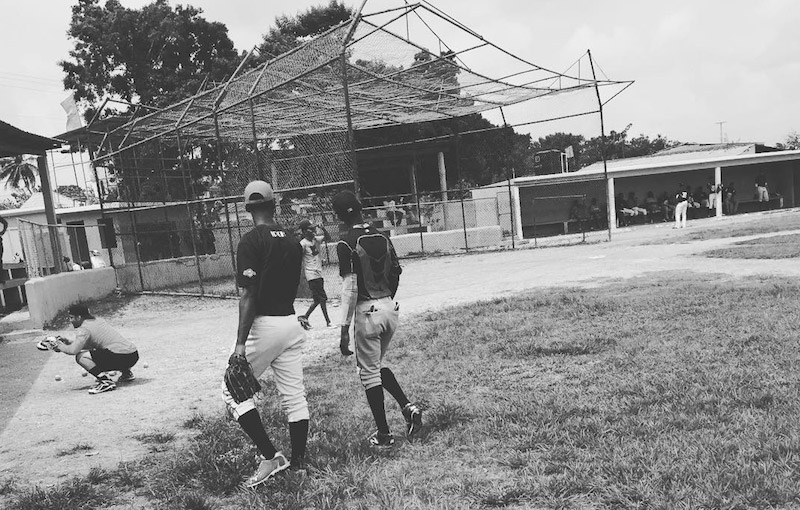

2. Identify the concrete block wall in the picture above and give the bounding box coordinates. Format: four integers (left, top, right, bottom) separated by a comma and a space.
24, 267, 118, 328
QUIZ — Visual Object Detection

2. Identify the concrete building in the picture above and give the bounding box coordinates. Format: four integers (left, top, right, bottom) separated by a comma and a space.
474, 144, 800, 239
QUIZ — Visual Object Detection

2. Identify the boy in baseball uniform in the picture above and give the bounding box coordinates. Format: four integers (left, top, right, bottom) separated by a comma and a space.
223, 180, 310, 487
333, 190, 422, 449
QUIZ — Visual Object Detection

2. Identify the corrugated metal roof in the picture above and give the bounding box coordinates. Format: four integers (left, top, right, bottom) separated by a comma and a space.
511, 145, 800, 187
576, 143, 757, 174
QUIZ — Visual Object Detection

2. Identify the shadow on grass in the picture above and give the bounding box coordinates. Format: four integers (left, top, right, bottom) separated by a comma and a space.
8, 274, 800, 508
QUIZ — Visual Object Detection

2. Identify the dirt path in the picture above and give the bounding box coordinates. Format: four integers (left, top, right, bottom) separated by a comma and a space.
2, 213, 799, 487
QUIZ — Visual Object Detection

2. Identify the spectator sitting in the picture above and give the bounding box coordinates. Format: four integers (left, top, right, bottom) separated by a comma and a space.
616, 193, 636, 226
569, 199, 589, 232
627, 192, 648, 221
588, 198, 604, 230
89, 250, 106, 269
659, 192, 675, 222
384, 199, 404, 226
644, 191, 662, 222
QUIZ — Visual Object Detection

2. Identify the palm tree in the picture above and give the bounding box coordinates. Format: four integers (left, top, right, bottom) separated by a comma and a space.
0, 155, 38, 191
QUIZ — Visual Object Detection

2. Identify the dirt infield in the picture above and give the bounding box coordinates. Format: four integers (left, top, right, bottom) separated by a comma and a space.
2, 212, 800, 487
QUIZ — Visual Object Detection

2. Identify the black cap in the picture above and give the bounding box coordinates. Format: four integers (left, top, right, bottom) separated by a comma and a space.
331, 190, 362, 217
298, 219, 313, 231
68, 303, 94, 319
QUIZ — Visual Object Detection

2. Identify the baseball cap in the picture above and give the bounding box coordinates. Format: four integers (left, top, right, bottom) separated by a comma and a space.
298, 219, 313, 231
68, 303, 95, 319
243, 180, 274, 207
331, 190, 362, 216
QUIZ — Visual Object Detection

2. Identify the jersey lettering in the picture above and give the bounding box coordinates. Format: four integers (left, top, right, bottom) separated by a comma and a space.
270, 231, 286, 238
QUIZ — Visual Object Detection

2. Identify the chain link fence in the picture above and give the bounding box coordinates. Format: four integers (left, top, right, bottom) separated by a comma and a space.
106, 177, 611, 299
18, 219, 112, 277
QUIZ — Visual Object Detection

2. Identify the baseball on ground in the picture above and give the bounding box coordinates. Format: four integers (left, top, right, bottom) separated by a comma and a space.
143, 362, 149, 368
54, 375, 62, 382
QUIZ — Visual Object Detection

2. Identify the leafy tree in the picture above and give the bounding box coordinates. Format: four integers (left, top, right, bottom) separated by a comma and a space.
257, 1, 353, 60
60, 0, 241, 115
0, 155, 38, 191
0, 188, 35, 210
57, 185, 88, 203
580, 131, 679, 169
776, 131, 800, 150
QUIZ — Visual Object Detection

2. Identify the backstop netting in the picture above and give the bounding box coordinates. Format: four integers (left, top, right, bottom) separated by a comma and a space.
78, 1, 630, 297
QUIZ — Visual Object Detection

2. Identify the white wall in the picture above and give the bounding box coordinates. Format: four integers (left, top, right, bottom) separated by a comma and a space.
25, 267, 117, 328
390, 226, 503, 257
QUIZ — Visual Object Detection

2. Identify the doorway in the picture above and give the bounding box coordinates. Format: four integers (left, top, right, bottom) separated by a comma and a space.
66, 221, 89, 266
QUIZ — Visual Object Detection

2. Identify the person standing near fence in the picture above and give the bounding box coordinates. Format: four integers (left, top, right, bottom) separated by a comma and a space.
298, 218, 333, 328
0, 213, 7, 283
222, 180, 310, 487
333, 190, 422, 449
755, 172, 769, 210
674, 186, 689, 229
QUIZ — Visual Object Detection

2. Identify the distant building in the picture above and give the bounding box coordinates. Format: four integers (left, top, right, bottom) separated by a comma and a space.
475, 143, 800, 238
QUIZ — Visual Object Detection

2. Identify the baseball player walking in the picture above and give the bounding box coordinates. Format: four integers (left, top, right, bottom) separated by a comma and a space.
297, 218, 333, 328
332, 190, 422, 449
222, 180, 310, 487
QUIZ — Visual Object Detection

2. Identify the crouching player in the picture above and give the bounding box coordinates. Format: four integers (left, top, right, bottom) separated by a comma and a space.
51, 303, 139, 394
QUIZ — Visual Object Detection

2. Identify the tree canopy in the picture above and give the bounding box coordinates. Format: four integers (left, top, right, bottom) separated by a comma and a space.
0, 155, 38, 191
776, 131, 800, 150
256, 1, 353, 61
60, 0, 241, 116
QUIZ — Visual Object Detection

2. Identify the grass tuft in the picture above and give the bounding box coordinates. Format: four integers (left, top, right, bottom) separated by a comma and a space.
55, 443, 93, 458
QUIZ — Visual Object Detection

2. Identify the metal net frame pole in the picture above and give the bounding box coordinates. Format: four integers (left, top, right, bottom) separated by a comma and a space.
341, 52, 360, 197
588, 49, 612, 242
84, 135, 115, 268
213, 111, 240, 297
112, 134, 145, 291
176, 130, 206, 296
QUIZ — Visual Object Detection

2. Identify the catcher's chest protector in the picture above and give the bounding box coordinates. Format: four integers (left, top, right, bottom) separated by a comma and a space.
355, 234, 393, 299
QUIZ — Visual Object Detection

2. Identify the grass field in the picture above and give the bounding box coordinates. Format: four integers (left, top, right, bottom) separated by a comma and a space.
647, 212, 800, 244
4, 269, 800, 509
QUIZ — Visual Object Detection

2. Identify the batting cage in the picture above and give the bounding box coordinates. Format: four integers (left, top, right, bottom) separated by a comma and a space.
70, 1, 631, 298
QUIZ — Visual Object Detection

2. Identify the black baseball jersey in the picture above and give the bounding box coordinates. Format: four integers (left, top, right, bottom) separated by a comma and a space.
337, 223, 401, 302
237, 224, 302, 316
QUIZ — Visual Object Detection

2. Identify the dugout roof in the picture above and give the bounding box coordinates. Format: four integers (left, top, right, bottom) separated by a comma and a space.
99, 1, 632, 158
0, 119, 63, 157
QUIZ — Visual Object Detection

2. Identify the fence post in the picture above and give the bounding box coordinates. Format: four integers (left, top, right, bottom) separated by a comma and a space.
176, 131, 205, 296
506, 175, 516, 249
214, 112, 239, 297
460, 185, 468, 252
415, 189, 424, 254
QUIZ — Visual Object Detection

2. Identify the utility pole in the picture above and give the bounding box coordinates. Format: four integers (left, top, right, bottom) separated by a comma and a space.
716, 121, 727, 143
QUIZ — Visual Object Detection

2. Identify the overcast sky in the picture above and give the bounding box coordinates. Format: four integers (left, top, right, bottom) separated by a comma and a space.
1, 0, 798, 146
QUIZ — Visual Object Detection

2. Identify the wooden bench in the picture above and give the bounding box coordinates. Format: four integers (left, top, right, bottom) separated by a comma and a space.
0, 262, 28, 312
736, 196, 783, 213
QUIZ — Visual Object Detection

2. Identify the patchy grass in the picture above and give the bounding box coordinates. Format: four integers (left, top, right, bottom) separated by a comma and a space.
647, 211, 800, 245
54, 443, 93, 458
7, 274, 800, 508
5, 477, 115, 510
702, 233, 800, 259
134, 431, 177, 453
